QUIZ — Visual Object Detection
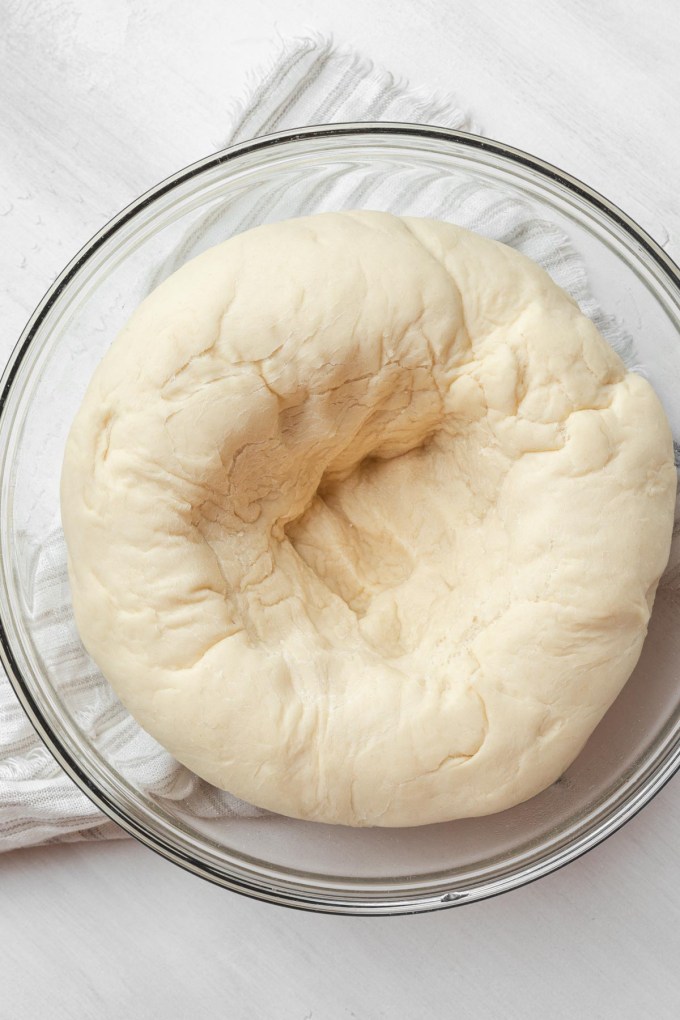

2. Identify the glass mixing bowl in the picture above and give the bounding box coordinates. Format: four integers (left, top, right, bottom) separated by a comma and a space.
1, 124, 679, 915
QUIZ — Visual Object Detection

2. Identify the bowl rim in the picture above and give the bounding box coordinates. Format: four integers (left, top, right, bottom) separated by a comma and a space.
1, 121, 679, 915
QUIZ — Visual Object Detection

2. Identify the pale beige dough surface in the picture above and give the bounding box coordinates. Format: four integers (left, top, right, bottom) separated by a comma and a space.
61, 211, 676, 826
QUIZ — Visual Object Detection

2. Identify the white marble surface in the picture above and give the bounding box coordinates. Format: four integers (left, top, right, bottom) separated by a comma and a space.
1, 1, 680, 1016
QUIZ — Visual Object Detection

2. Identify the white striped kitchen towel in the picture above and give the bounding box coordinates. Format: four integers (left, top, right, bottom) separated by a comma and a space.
1, 34, 675, 852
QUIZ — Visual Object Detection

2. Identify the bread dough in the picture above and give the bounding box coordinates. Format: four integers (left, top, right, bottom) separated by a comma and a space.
61, 211, 676, 827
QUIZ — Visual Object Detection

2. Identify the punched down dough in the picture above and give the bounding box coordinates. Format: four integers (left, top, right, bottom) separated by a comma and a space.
61, 211, 675, 827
